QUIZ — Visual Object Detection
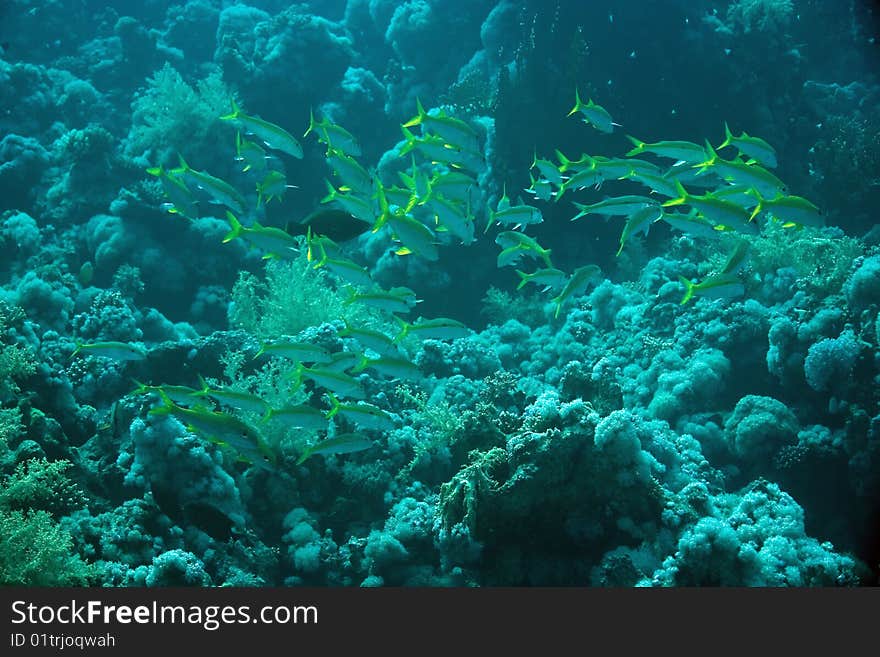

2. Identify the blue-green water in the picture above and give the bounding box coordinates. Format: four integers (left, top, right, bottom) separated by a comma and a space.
0, 0, 878, 586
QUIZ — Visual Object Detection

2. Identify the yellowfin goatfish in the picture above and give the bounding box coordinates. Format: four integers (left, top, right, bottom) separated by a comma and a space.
295, 364, 366, 400
524, 171, 556, 202
223, 212, 300, 259
403, 99, 480, 152
429, 171, 478, 205
323, 350, 361, 372
516, 267, 567, 292
312, 243, 373, 287
173, 156, 247, 214
325, 394, 395, 431
255, 339, 332, 363
531, 150, 565, 186
304, 108, 362, 156
399, 127, 484, 171
326, 148, 374, 196
717, 122, 777, 168
338, 321, 399, 356
72, 341, 147, 361
295, 434, 373, 465
694, 143, 787, 198
256, 170, 297, 207
747, 192, 824, 227
193, 374, 271, 416
353, 355, 421, 381
130, 380, 201, 405
261, 404, 327, 430
149, 391, 275, 467
486, 198, 544, 232
721, 240, 750, 275
387, 211, 440, 261
321, 180, 377, 224
393, 316, 471, 342
426, 194, 475, 245
678, 273, 745, 305
660, 209, 718, 238
567, 90, 618, 133
551, 265, 602, 319
343, 287, 418, 314
625, 136, 707, 163
234, 132, 270, 173
497, 244, 547, 269
220, 99, 303, 159
145, 165, 198, 218
570, 195, 658, 220
375, 184, 438, 260
616, 205, 663, 256
494, 231, 553, 268
663, 182, 756, 233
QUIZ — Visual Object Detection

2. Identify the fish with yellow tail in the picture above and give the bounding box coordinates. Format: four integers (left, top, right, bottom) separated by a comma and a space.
567, 90, 618, 133
678, 273, 745, 305
220, 98, 303, 158
295, 434, 374, 466
717, 122, 777, 168
551, 265, 602, 319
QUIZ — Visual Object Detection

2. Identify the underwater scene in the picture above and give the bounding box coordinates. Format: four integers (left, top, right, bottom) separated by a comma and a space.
0, 0, 878, 587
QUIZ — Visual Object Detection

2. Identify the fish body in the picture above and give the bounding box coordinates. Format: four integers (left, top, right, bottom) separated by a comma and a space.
262, 403, 328, 430
72, 341, 147, 362
130, 380, 201, 405
551, 265, 602, 318
223, 211, 300, 259
325, 394, 395, 431
625, 136, 707, 163
616, 205, 663, 256
678, 273, 745, 305
344, 287, 418, 314
256, 170, 295, 206
662, 182, 755, 232
354, 355, 421, 381
320, 180, 377, 224
255, 340, 332, 364
234, 132, 270, 173
172, 156, 247, 214
717, 122, 777, 168
146, 165, 198, 218
660, 210, 718, 237
571, 195, 658, 220
194, 375, 270, 415
326, 148, 374, 196
312, 246, 373, 287
394, 316, 471, 342
149, 392, 275, 466
567, 90, 617, 133
304, 108, 362, 156
295, 434, 373, 465
516, 267, 567, 291
750, 193, 824, 227
297, 365, 365, 399
220, 99, 303, 158
491, 201, 544, 228
338, 321, 398, 356
403, 99, 480, 151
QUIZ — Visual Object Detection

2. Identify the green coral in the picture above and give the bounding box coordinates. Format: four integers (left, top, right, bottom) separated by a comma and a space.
747, 222, 864, 296
481, 286, 547, 327
126, 63, 232, 162
0, 509, 96, 585
725, 0, 794, 35
229, 253, 380, 340
0, 458, 87, 517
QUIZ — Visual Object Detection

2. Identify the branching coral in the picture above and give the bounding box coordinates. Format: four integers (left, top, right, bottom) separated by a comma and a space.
125, 63, 231, 163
